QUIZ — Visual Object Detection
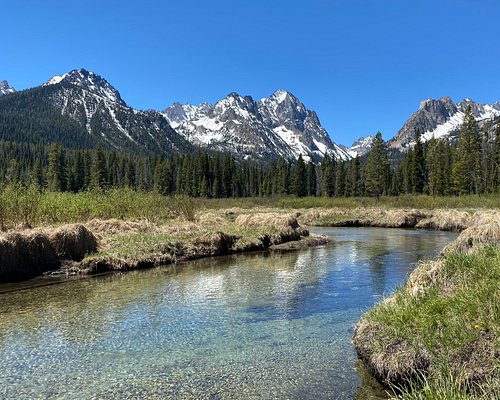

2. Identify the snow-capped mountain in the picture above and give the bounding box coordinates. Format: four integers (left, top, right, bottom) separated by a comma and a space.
164, 90, 351, 162
39, 69, 191, 154
347, 135, 374, 157
389, 96, 500, 150
0, 80, 16, 96
44, 69, 125, 105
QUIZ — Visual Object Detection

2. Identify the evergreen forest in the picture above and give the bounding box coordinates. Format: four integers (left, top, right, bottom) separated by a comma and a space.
1, 105, 500, 199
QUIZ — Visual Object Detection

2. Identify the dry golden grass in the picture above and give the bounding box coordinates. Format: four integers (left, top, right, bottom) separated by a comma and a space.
415, 210, 471, 231
354, 320, 430, 384
196, 212, 227, 227
86, 219, 157, 235
48, 224, 98, 261
470, 210, 500, 226
0, 231, 59, 281
354, 244, 500, 397
444, 220, 500, 253
235, 213, 299, 229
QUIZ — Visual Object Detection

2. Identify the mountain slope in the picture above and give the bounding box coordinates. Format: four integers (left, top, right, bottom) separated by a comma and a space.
164, 90, 351, 162
390, 97, 500, 149
0, 69, 192, 155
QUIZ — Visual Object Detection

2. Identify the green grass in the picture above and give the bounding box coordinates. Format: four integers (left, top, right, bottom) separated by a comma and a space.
360, 246, 500, 398
196, 194, 500, 211
394, 372, 500, 400
91, 232, 181, 260
1, 183, 500, 230
85, 215, 291, 263
276, 194, 500, 210
0, 185, 176, 228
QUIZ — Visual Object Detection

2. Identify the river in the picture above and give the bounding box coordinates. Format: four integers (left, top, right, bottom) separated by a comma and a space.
0, 227, 457, 399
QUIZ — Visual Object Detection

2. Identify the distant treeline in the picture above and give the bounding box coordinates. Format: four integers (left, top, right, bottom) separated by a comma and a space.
1, 105, 499, 198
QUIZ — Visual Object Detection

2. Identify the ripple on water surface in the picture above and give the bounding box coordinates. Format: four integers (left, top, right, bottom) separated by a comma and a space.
0, 227, 457, 399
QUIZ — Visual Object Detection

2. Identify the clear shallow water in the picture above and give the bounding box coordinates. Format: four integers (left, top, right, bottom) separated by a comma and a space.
0, 227, 457, 399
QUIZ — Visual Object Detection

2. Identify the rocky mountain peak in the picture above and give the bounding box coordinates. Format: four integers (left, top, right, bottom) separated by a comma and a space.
163, 90, 351, 162
267, 89, 293, 103
348, 135, 374, 157
0, 80, 16, 96
456, 98, 492, 118
390, 96, 500, 150
44, 68, 125, 106
418, 96, 456, 115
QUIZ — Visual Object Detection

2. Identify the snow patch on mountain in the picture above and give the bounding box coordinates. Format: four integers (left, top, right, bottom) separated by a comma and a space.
0, 80, 16, 96
390, 97, 500, 150
38, 68, 190, 154
348, 135, 374, 157
163, 90, 351, 162
44, 69, 125, 106
421, 101, 500, 142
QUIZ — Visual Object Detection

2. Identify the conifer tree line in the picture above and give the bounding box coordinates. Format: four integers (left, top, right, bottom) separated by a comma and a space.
1, 105, 499, 198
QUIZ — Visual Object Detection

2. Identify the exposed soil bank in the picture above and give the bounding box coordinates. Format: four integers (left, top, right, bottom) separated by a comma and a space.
0, 213, 321, 284
301, 208, 493, 232
353, 215, 500, 398
3, 206, 497, 285
0, 224, 97, 282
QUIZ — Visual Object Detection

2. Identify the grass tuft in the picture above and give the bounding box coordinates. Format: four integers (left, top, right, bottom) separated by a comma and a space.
354, 245, 500, 398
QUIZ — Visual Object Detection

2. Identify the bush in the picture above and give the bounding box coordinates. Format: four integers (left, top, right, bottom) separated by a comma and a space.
167, 194, 198, 221
0, 183, 42, 229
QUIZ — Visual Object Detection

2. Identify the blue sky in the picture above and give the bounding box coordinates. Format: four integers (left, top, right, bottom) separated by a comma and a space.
2, 0, 499, 146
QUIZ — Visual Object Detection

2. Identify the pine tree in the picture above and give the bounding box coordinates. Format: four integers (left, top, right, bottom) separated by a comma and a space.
5, 159, 20, 184
426, 136, 439, 197
479, 129, 492, 194
274, 158, 289, 195
292, 155, 307, 197
493, 124, 500, 192
364, 132, 389, 199
72, 152, 85, 192
153, 160, 173, 195
47, 143, 66, 191
306, 161, 317, 196
125, 160, 136, 189
321, 153, 335, 197
390, 165, 402, 196
334, 160, 345, 197
452, 105, 481, 194
411, 130, 425, 193
222, 155, 234, 198
90, 146, 108, 191
402, 147, 412, 194
31, 158, 44, 189
346, 156, 363, 197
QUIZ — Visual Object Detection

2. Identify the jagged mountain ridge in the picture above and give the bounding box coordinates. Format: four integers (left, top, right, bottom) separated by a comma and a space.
0, 80, 16, 96
3, 68, 499, 161
0, 69, 192, 155
163, 89, 351, 162
390, 96, 500, 149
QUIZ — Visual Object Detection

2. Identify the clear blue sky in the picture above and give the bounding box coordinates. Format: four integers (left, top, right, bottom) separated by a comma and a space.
2, 0, 499, 146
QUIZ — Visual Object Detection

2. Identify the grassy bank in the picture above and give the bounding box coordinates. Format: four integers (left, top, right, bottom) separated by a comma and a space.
75, 212, 313, 274
197, 194, 500, 211
353, 220, 500, 399
1, 184, 500, 230
0, 211, 323, 283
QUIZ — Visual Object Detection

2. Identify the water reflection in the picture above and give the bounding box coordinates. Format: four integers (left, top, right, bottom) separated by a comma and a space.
0, 227, 456, 399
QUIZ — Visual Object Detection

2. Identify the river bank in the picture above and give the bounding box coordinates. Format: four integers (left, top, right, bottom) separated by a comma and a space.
2, 206, 499, 285
2, 200, 499, 396
352, 212, 500, 399
0, 211, 330, 284
0, 225, 455, 399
